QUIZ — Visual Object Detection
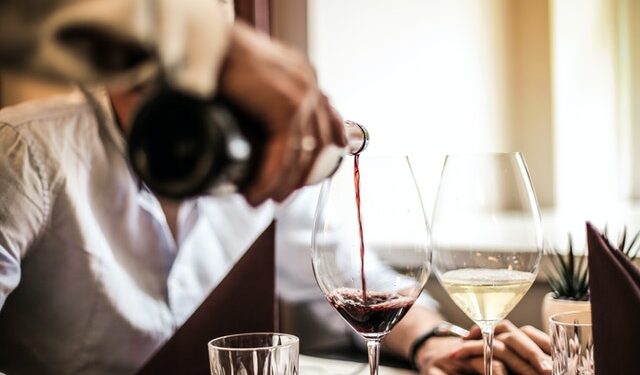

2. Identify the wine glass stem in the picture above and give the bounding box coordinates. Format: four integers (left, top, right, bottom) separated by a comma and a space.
481, 326, 495, 375
366, 339, 381, 375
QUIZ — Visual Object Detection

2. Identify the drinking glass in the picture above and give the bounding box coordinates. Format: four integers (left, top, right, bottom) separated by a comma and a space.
549, 311, 594, 375
208, 333, 299, 375
431, 153, 543, 375
312, 155, 431, 375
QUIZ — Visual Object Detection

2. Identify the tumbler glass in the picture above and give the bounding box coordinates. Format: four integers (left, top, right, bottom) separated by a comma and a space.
549, 311, 594, 375
208, 333, 299, 375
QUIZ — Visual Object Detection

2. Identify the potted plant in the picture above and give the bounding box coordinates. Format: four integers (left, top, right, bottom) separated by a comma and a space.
613, 226, 640, 261
541, 235, 590, 332
541, 227, 640, 332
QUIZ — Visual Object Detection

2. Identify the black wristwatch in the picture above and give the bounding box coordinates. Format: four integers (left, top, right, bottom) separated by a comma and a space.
410, 322, 469, 370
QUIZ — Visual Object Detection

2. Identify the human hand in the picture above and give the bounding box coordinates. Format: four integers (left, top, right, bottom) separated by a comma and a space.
220, 21, 346, 206
414, 321, 551, 375
455, 321, 552, 375
414, 336, 510, 375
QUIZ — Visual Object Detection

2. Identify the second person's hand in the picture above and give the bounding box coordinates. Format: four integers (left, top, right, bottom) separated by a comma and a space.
459, 321, 552, 375
414, 336, 510, 375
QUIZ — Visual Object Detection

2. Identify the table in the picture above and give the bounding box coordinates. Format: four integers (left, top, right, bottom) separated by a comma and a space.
300, 355, 414, 375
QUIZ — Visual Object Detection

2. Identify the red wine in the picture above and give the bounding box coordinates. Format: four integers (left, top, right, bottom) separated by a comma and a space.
328, 289, 416, 335
354, 155, 367, 300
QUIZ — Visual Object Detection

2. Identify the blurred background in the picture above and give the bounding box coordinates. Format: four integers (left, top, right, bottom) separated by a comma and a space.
302, 0, 640, 249
1, 0, 639, 329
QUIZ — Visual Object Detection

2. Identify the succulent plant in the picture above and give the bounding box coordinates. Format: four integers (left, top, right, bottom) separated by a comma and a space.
547, 226, 640, 301
604, 225, 640, 261
547, 234, 590, 301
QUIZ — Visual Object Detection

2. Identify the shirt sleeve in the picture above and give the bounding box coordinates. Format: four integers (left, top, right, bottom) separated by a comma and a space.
0, 0, 230, 97
0, 124, 50, 310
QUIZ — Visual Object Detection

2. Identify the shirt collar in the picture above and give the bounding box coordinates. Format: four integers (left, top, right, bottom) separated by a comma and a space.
79, 85, 128, 157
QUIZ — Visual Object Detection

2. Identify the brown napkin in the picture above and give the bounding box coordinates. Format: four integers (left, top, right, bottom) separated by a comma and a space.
587, 222, 640, 374
137, 223, 276, 375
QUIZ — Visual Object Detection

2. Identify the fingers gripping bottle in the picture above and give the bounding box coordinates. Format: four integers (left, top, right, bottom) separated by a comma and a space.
128, 87, 369, 198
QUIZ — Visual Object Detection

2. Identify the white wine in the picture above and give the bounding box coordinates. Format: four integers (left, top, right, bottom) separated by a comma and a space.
440, 268, 535, 324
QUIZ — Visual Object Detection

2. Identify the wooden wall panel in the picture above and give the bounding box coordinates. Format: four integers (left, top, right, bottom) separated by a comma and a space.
271, 0, 307, 53
234, 0, 271, 33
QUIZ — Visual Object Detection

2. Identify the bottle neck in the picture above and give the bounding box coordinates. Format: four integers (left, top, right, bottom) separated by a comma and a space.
302, 120, 369, 186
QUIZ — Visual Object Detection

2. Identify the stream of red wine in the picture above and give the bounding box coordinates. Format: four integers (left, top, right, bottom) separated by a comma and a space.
332, 157, 416, 336
354, 155, 367, 301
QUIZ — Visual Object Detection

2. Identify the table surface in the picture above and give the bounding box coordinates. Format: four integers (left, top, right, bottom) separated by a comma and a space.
303, 346, 414, 373
300, 355, 414, 375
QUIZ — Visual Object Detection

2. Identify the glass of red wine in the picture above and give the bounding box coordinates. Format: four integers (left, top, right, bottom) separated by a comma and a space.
311, 155, 430, 375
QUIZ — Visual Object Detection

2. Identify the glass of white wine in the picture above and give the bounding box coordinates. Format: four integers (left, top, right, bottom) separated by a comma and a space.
431, 153, 543, 375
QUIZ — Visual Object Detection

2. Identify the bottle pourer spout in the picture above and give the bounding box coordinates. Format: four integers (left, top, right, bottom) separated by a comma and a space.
345, 120, 369, 155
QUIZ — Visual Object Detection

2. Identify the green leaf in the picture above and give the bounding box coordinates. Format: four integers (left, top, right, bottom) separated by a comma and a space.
545, 233, 590, 300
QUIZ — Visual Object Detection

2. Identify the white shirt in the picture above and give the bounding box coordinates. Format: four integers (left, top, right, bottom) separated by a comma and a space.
0, 89, 275, 374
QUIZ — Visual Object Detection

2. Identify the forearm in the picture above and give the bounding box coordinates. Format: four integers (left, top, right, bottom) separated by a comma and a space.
382, 304, 444, 361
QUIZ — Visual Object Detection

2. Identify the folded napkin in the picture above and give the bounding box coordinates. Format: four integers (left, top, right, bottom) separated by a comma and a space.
137, 223, 276, 375
587, 222, 640, 374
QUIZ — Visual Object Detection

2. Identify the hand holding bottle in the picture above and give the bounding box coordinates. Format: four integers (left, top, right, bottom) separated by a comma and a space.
220, 21, 347, 205
128, 22, 366, 204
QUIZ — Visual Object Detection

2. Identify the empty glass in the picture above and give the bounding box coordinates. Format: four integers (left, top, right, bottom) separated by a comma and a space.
208, 333, 299, 375
549, 311, 594, 375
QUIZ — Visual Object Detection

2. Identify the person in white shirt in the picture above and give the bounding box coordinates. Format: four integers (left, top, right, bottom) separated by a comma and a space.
0, 86, 271, 373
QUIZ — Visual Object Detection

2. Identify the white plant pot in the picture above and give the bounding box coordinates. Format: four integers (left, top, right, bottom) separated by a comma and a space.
541, 292, 591, 333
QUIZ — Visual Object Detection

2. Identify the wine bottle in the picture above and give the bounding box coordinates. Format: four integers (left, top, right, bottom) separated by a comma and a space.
128, 86, 368, 199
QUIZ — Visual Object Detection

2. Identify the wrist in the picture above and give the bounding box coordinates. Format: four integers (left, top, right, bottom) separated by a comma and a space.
415, 335, 466, 371
409, 322, 468, 370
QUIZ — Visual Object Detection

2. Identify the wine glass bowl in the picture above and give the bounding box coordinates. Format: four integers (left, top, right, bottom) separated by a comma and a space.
311, 155, 430, 373
431, 153, 543, 375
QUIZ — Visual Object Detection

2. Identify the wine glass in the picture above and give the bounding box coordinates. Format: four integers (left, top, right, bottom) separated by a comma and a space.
311, 155, 430, 375
431, 152, 543, 375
